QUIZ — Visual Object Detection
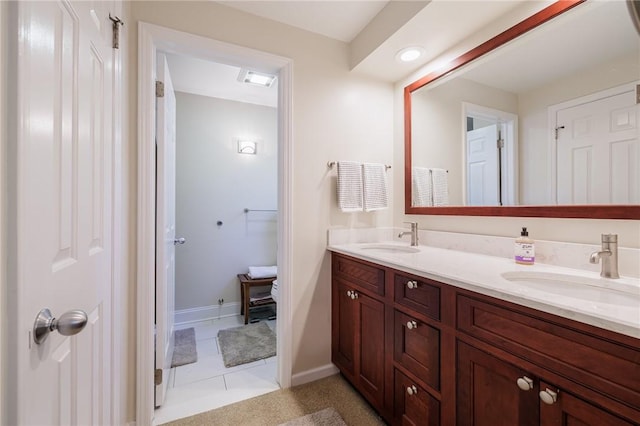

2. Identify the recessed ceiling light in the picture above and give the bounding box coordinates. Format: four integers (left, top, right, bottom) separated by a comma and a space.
396, 47, 424, 63
238, 69, 277, 87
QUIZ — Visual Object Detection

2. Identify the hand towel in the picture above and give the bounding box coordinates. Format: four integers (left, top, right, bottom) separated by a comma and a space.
431, 168, 449, 206
337, 161, 363, 212
362, 163, 388, 211
248, 265, 277, 279
412, 167, 433, 207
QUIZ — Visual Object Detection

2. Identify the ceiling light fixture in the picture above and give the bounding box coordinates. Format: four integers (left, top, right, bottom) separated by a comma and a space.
238, 69, 277, 87
396, 47, 424, 63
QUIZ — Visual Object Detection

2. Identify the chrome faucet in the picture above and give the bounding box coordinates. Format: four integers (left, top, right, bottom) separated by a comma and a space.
589, 234, 620, 279
398, 222, 419, 246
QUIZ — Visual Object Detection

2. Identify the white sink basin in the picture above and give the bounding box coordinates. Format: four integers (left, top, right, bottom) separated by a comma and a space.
501, 271, 640, 306
360, 244, 420, 254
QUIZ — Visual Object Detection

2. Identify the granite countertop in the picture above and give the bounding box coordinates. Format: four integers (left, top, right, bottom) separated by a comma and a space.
328, 242, 640, 339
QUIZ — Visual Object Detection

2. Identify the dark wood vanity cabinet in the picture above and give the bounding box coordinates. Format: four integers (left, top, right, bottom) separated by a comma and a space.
331, 252, 640, 426
331, 256, 386, 411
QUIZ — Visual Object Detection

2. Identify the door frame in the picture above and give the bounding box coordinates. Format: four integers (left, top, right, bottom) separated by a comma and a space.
547, 81, 639, 203
462, 102, 519, 205
137, 22, 293, 425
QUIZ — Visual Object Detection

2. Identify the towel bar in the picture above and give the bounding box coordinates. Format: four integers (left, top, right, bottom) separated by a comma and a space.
327, 161, 391, 170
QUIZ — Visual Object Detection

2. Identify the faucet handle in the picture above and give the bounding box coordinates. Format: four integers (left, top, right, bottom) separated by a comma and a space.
602, 234, 617, 243
403, 221, 418, 228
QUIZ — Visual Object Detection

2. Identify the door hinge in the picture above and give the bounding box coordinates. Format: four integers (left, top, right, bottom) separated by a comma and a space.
156, 81, 165, 98
154, 368, 162, 385
109, 14, 124, 49
636, 84, 640, 105
497, 138, 504, 149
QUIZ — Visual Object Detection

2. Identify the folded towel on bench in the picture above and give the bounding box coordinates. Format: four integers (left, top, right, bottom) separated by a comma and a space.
248, 265, 277, 279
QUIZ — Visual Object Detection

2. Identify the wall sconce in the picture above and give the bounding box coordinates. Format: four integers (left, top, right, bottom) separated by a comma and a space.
238, 140, 257, 155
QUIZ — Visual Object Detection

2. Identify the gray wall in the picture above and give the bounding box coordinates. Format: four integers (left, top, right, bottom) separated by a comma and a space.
175, 91, 277, 311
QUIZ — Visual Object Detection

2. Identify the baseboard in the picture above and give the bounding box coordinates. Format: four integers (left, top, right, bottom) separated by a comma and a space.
174, 302, 241, 325
291, 363, 340, 387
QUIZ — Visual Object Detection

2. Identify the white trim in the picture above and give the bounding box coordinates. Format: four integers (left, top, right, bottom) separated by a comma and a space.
291, 364, 340, 387
174, 303, 242, 325
0, 2, 6, 424
547, 81, 639, 204
137, 22, 293, 426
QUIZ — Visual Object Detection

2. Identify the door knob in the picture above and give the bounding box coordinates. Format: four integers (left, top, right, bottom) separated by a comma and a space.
33, 308, 88, 344
174, 237, 186, 245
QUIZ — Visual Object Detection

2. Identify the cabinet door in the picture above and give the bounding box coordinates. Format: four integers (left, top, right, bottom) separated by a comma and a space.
332, 280, 357, 379
539, 381, 637, 426
395, 369, 440, 426
457, 341, 539, 426
394, 310, 440, 390
357, 290, 386, 408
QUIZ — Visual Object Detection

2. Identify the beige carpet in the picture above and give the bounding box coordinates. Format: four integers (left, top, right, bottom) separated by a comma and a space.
277, 407, 346, 426
160, 374, 387, 426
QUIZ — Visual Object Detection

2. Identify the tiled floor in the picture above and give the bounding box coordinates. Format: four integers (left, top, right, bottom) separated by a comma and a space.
153, 316, 280, 425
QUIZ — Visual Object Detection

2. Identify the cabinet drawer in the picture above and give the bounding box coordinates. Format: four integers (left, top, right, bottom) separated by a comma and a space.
394, 369, 440, 426
332, 254, 385, 296
394, 273, 440, 320
394, 310, 440, 390
457, 295, 640, 410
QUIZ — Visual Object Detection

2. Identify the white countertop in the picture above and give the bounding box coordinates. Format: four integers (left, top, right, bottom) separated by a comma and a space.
328, 242, 640, 339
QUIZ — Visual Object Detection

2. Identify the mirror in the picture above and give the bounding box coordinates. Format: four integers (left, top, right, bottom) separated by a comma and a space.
405, 0, 640, 219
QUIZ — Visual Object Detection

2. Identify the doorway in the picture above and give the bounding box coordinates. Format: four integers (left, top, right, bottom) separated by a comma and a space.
154, 51, 280, 424
137, 23, 293, 426
463, 103, 518, 206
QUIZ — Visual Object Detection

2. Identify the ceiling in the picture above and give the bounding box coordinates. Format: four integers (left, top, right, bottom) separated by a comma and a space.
167, 1, 639, 107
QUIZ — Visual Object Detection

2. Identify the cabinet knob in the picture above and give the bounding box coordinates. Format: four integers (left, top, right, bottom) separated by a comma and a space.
352, 292, 358, 299
516, 376, 534, 391
346, 290, 352, 297
539, 388, 558, 405
406, 385, 418, 396
407, 320, 418, 330
406, 280, 418, 289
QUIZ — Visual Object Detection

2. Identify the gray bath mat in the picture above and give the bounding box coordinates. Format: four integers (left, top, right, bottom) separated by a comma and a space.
171, 327, 198, 367
278, 408, 347, 426
217, 322, 276, 368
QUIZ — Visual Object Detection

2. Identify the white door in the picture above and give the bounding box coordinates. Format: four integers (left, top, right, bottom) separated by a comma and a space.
155, 53, 177, 407
557, 88, 639, 204
466, 124, 499, 205
12, 1, 116, 424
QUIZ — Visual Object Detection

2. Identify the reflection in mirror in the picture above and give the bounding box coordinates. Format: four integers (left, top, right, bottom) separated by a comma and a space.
406, 0, 640, 218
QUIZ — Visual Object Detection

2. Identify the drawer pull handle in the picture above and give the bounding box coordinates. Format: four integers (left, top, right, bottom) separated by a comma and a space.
407, 320, 418, 330
406, 385, 418, 396
539, 388, 558, 405
406, 280, 418, 289
516, 376, 534, 391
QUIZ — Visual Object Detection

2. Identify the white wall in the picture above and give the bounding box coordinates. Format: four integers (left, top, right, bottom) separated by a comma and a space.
129, 3, 394, 418
0, 2, 6, 423
394, 9, 640, 249
174, 92, 277, 311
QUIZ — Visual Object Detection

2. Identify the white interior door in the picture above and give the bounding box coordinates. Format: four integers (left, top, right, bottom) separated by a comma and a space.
466, 124, 499, 205
12, 1, 116, 424
557, 87, 639, 204
155, 53, 177, 407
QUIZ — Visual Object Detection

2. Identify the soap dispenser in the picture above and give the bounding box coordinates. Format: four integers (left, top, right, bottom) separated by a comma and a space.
515, 227, 535, 265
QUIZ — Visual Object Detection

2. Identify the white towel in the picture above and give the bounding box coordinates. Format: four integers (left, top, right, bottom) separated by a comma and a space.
412, 167, 433, 207
431, 168, 449, 206
362, 163, 388, 211
337, 161, 363, 212
248, 265, 277, 279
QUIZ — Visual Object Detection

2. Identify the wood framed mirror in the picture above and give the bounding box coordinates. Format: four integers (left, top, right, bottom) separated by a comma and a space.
404, 0, 640, 219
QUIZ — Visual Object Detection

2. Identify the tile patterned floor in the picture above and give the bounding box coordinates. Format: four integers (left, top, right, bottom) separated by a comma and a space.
153, 316, 279, 425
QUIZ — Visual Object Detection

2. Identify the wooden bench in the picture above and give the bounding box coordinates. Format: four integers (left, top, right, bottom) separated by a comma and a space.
237, 274, 276, 324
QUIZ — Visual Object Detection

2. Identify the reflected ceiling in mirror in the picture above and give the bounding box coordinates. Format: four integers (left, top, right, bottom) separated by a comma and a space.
404, 0, 640, 219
